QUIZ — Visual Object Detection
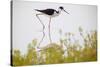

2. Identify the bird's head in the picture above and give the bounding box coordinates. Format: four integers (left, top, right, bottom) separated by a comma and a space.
58, 6, 69, 14
59, 6, 64, 10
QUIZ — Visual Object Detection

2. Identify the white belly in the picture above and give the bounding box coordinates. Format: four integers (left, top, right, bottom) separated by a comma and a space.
43, 12, 59, 18
51, 11, 59, 17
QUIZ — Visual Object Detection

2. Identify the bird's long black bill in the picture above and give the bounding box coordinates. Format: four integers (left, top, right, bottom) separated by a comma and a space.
63, 9, 69, 14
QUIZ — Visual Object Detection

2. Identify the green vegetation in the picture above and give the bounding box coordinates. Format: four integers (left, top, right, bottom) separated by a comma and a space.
12, 28, 97, 66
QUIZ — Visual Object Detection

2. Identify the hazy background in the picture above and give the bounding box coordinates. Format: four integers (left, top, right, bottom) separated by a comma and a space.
13, 0, 97, 54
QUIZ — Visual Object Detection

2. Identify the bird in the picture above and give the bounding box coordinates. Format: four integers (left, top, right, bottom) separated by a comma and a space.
35, 6, 69, 17
35, 6, 69, 48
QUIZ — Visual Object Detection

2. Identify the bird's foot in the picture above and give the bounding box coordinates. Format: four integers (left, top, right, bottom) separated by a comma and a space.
37, 46, 41, 49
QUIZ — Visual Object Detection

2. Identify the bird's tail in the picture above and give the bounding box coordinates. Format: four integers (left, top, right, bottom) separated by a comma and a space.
34, 9, 40, 11
34, 9, 42, 13
34, 9, 38, 11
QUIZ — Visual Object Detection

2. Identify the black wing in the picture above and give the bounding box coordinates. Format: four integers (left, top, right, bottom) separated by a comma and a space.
35, 9, 55, 15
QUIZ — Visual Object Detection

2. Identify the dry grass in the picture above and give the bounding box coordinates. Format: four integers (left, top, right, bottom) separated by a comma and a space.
12, 28, 97, 66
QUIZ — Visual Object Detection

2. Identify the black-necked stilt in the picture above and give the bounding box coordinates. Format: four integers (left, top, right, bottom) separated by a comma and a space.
35, 6, 69, 48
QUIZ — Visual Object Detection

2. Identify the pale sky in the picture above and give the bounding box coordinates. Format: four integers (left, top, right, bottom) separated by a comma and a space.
12, 0, 97, 54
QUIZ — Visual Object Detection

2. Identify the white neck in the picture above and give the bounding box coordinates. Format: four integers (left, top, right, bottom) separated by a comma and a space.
58, 8, 62, 13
